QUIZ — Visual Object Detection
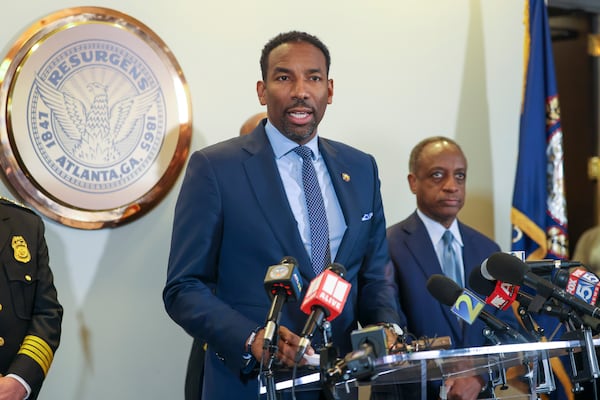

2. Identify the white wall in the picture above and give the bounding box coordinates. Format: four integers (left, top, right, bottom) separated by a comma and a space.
0, 1, 524, 399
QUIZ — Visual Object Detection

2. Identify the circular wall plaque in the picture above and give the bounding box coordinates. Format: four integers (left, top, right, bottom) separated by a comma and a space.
0, 7, 192, 229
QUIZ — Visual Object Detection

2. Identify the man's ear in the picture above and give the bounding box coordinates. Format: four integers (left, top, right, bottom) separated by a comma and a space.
407, 173, 417, 194
257, 81, 267, 105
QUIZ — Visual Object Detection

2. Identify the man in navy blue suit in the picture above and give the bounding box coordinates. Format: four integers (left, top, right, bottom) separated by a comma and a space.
183, 112, 268, 400
164, 31, 404, 399
387, 136, 520, 400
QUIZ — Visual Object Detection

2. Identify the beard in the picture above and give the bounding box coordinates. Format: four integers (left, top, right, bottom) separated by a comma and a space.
279, 99, 319, 142
281, 118, 317, 142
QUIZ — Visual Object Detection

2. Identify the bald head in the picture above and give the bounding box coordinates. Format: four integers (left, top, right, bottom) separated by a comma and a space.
409, 136, 466, 173
240, 112, 268, 136
407, 136, 467, 228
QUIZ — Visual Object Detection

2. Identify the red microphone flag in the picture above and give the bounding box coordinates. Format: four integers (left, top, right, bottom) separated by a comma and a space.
300, 268, 351, 320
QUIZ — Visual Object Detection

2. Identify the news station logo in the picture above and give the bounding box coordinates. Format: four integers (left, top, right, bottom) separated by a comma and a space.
318, 273, 350, 311
451, 288, 485, 325
487, 282, 519, 311
301, 269, 351, 318
268, 264, 292, 280
565, 268, 600, 305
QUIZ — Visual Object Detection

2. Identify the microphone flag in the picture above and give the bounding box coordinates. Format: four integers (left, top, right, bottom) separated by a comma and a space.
300, 268, 351, 320
451, 288, 485, 325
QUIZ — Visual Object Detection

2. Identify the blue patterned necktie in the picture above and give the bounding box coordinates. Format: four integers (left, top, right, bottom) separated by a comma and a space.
442, 230, 463, 287
294, 146, 331, 274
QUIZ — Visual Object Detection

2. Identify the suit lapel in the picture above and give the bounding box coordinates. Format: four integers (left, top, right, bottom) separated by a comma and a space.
242, 128, 313, 277
404, 213, 464, 340
318, 139, 357, 267
459, 223, 479, 283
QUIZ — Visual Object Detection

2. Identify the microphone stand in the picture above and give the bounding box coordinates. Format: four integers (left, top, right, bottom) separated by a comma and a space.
563, 323, 600, 393
262, 328, 279, 400
480, 326, 510, 392
319, 321, 344, 400
516, 304, 556, 395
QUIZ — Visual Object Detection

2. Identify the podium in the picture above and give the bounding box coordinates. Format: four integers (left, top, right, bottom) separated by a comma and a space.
261, 338, 600, 399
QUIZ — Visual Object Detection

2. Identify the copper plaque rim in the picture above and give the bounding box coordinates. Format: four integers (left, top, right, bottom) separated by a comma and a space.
0, 7, 192, 229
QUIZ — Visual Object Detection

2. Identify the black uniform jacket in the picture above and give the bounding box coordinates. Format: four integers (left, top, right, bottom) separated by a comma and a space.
0, 199, 62, 399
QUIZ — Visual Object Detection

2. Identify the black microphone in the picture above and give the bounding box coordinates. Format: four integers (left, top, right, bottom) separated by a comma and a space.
426, 274, 528, 342
482, 252, 600, 319
526, 259, 584, 276
295, 263, 351, 363
469, 265, 571, 320
262, 257, 303, 349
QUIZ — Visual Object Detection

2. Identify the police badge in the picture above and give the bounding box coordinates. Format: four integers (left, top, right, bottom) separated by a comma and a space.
12, 236, 31, 263
0, 7, 191, 229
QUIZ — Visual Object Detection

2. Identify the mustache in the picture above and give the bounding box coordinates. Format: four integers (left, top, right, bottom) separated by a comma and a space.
287, 99, 313, 110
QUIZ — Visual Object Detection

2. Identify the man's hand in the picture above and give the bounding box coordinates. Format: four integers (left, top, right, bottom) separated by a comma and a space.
375, 323, 403, 354
0, 376, 27, 400
383, 326, 401, 353
250, 326, 315, 367
443, 375, 485, 400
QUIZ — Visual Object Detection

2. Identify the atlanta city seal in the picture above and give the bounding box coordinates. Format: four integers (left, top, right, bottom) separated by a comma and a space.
0, 7, 191, 229
31, 39, 165, 194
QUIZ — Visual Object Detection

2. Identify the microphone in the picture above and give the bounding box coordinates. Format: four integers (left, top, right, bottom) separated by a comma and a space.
482, 252, 600, 319
468, 266, 519, 311
294, 263, 351, 363
262, 257, 303, 349
526, 259, 584, 276
426, 274, 528, 342
469, 265, 572, 320
553, 267, 600, 306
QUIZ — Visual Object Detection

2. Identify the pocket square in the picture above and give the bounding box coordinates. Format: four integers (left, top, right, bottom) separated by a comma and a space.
361, 212, 373, 221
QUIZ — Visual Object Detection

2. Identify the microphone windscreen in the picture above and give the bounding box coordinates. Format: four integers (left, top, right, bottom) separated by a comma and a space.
280, 256, 298, 265
485, 252, 528, 285
468, 267, 496, 296
552, 268, 571, 288
327, 262, 347, 278
426, 274, 462, 306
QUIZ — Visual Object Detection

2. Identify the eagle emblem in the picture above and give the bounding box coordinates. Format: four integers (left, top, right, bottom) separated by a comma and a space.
34, 75, 159, 164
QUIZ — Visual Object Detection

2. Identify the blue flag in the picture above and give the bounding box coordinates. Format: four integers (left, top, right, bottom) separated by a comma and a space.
510, 1, 572, 399
511, 0, 569, 260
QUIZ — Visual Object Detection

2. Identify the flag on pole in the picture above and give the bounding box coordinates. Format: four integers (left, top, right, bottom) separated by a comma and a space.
511, 0, 569, 261
510, 1, 572, 399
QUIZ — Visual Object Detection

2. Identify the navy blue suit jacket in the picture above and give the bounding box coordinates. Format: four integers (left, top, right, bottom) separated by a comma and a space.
387, 211, 520, 348
387, 212, 524, 399
163, 121, 402, 399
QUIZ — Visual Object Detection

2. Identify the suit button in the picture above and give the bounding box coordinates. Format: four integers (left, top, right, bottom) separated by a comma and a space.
25, 275, 32, 281
0, 337, 4, 346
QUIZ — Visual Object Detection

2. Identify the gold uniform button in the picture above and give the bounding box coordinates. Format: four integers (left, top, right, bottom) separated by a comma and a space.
0, 337, 4, 346
25, 275, 31, 281
0, 304, 2, 311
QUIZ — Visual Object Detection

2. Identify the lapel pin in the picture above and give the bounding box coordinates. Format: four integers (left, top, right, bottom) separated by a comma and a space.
341, 173, 350, 182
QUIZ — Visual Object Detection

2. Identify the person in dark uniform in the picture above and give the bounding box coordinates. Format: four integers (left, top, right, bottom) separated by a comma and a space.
0, 197, 63, 400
